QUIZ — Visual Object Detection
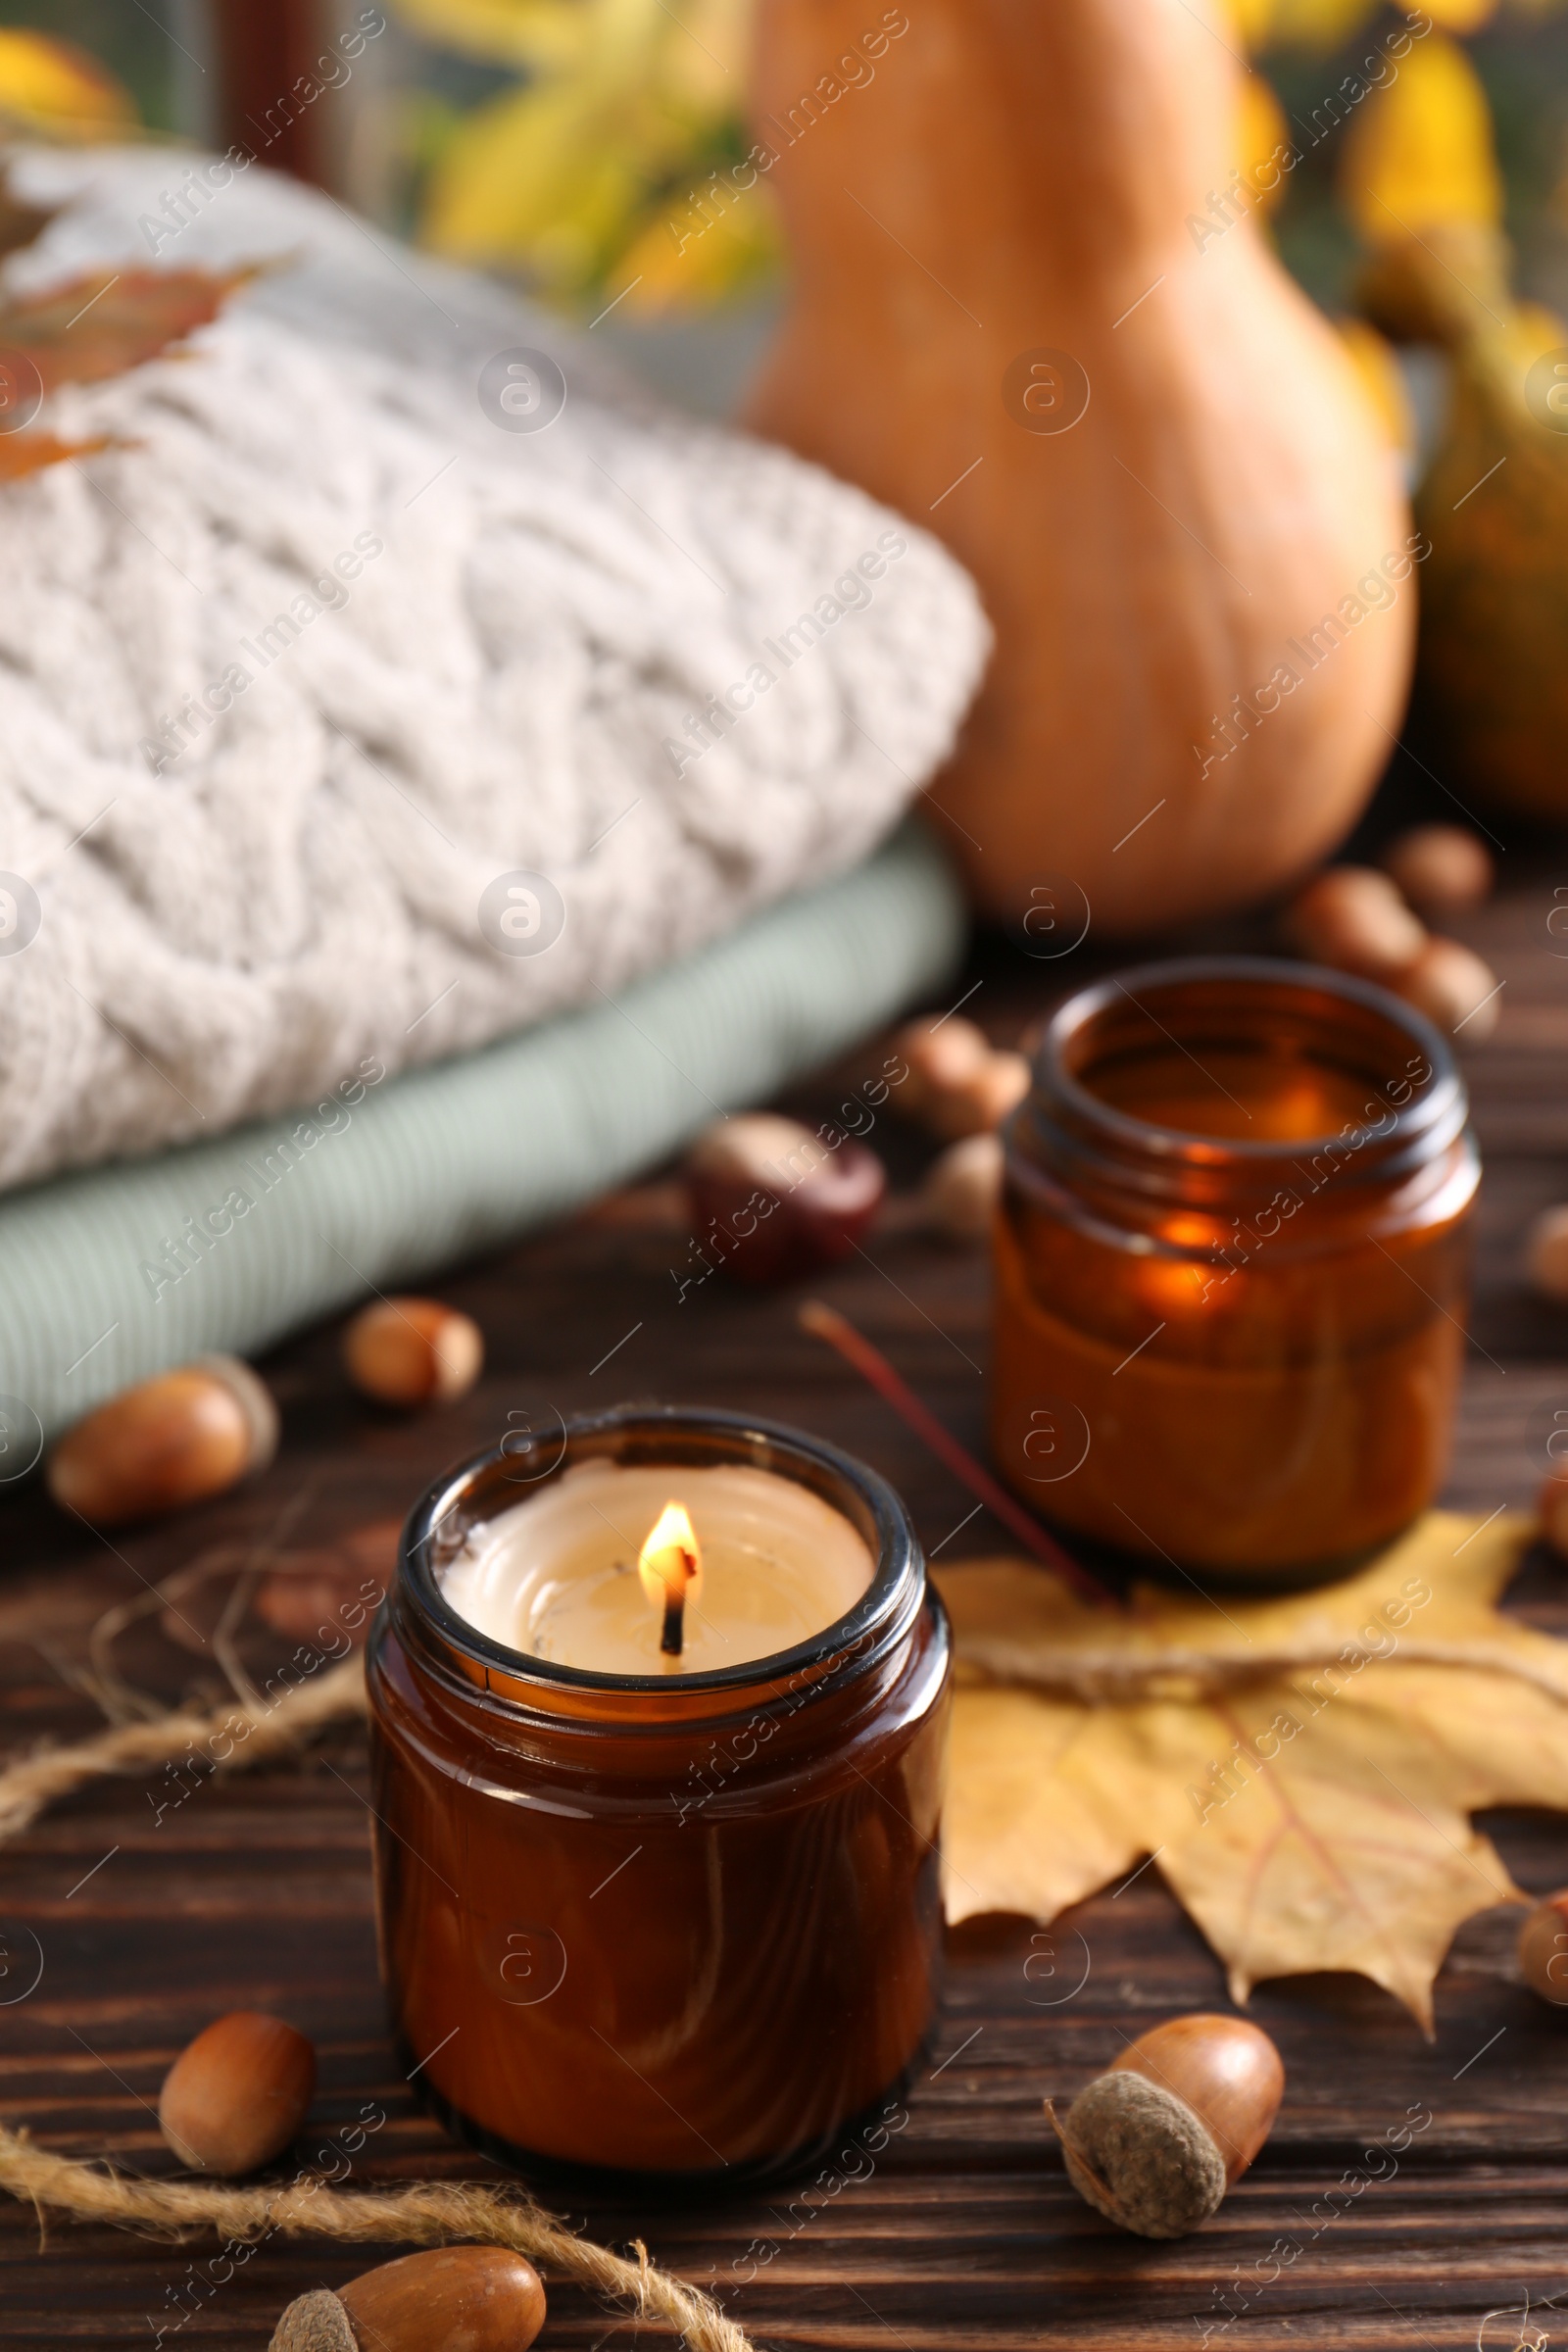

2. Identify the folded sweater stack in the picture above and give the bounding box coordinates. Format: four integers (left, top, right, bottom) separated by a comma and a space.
0, 148, 986, 1437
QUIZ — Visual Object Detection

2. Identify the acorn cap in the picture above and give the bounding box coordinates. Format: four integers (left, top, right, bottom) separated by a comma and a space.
269, 2289, 357, 2352
1054, 2070, 1227, 2239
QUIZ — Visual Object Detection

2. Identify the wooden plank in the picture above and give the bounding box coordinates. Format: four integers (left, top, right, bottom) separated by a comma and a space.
5, 856, 1568, 2346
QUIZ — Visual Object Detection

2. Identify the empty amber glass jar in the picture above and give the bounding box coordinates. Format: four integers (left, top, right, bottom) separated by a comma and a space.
992, 957, 1479, 1584
368, 1407, 949, 2187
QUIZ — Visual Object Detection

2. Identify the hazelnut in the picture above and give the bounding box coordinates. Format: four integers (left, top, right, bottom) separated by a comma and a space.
893, 1014, 992, 1114
1281, 866, 1427, 981
343, 1298, 483, 1407
1539, 1475, 1568, 1558
1381, 823, 1494, 918
159, 2010, 315, 2176
270, 2249, 546, 2352
1052, 2012, 1284, 2238
1519, 1890, 1568, 2005
933, 1049, 1030, 1141
923, 1133, 1004, 1243
894, 1015, 1030, 1139
685, 1113, 885, 1284
47, 1356, 278, 1527
1527, 1205, 1568, 1306
1396, 937, 1501, 1041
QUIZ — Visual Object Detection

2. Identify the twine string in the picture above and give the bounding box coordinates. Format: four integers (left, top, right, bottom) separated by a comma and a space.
0, 2130, 754, 2352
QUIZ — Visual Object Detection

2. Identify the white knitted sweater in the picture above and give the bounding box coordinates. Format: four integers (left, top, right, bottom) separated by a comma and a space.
0, 147, 987, 1193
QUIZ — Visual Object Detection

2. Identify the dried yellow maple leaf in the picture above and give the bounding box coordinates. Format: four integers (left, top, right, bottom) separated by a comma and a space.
0, 428, 109, 484
0, 262, 260, 488
937, 1512, 1565, 2033
0, 266, 259, 393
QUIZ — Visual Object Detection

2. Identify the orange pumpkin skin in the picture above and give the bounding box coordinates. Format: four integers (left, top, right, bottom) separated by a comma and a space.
745, 0, 1415, 934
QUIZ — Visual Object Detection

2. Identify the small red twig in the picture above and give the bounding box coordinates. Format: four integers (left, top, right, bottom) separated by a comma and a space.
797, 1299, 1119, 1611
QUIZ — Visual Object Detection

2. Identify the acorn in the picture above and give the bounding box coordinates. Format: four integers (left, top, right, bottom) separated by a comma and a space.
159, 2010, 316, 2175
685, 1113, 885, 1285
270, 2248, 546, 2352
47, 1356, 278, 1527
1396, 936, 1501, 1042
1281, 866, 1427, 982
1519, 1890, 1568, 2005
342, 1298, 483, 1407
923, 1133, 1004, 1243
1051, 2013, 1284, 2239
1381, 823, 1494, 918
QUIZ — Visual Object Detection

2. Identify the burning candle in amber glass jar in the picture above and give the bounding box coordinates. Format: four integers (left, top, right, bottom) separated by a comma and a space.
993, 957, 1479, 1586
368, 1406, 949, 2185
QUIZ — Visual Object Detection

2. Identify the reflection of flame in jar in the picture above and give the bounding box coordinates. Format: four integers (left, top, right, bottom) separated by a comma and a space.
1134, 1212, 1228, 1316
638, 1500, 702, 1658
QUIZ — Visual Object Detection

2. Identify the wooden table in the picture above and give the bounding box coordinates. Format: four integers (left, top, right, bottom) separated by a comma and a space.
5, 847, 1568, 2351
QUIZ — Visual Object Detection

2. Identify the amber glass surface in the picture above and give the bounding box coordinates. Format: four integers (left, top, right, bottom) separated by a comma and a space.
368, 1408, 950, 2188
993, 958, 1479, 1583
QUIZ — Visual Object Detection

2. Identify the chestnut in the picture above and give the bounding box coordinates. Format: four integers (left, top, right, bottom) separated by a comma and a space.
685, 1113, 885, 1284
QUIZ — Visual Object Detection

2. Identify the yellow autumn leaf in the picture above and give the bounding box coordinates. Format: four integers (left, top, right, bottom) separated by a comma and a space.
937, 1511, 1566, 2032
1264, 0, 1380, 46
1337, 315, 1417, 453
1341, 31, 1503, 248
1512, 297, 1568, 364
1237, 70, 1290, 211
647, 0, 752, 114
946, 1683, 1206, 1928
1223, 0, 1278, 47
1424, 0, 1502, 25
392, 0, 747, 109
419, 77, 659, 282
1405, 253, 1568, 820
608, 178, 781, 314
0, 429, 111, 484
409, 0, 754, 303
1225, 0, 1515, 46
0, 28, 135, 140
1158, 1679, 1520, 2026
387, 0, 593, 70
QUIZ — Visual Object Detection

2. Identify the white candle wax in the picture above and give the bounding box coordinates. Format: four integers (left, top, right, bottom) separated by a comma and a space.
439, 1458, 875, 1675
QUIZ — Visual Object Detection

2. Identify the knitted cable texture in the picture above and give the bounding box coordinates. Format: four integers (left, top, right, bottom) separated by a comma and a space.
0, 147, 988, 1193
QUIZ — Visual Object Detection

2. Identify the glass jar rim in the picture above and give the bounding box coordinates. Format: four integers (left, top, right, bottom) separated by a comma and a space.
1028, 954, 1466, 1175
393, 1404, 924, 1715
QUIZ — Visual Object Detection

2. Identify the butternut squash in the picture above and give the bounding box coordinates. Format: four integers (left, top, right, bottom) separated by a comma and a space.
1381, 233, 1568, 823
745, 0, 1415, 932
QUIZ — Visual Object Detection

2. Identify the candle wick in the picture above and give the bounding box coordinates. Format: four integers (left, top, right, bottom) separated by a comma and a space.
658, 1544, 697, 1658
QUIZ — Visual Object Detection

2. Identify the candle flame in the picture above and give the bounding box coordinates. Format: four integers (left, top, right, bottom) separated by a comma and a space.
638, 1499, 702, 1614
